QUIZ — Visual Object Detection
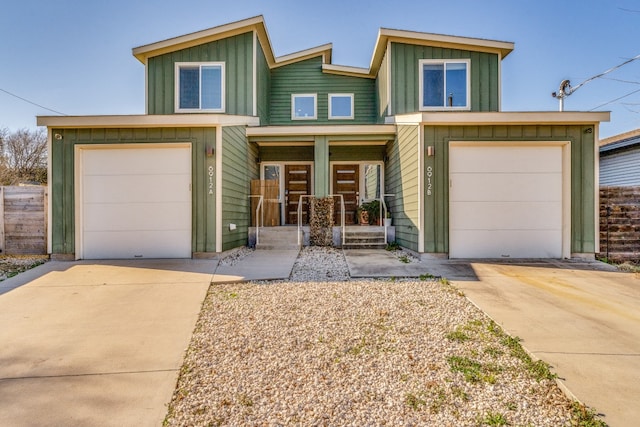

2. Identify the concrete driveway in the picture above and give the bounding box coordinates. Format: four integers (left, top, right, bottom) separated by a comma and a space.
0, 260, 213, 427
453, 261, 640, 427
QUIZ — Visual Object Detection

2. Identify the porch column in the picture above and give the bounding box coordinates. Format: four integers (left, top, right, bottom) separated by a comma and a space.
314, 135, 329, 197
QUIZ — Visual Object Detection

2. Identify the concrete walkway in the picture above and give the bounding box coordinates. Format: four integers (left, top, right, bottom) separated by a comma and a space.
0, 259, 214, 427
212, 249, 299, 283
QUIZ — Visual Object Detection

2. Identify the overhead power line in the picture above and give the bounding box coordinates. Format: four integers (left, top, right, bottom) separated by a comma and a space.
0, 87, 67, 116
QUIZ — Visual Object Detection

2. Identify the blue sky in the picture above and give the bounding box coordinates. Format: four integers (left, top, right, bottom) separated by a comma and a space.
1, 0, 639, 138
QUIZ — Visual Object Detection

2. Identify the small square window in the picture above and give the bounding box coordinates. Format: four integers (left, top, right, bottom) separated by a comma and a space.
328, 94, 354, 120
291, 94, 317, 120
419, 59, 470, 110
175, 62, 225, 112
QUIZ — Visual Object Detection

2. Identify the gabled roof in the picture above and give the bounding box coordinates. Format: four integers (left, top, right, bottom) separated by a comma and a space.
132, 15, 514, 77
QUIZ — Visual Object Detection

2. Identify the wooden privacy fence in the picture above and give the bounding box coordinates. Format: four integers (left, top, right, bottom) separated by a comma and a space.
0, 186, 47, 255
250, 180, 280, 227
599, 186, 640, 262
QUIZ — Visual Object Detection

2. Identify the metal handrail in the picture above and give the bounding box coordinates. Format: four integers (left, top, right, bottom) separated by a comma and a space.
297, 195, 312, 246
248, 195, 264, 245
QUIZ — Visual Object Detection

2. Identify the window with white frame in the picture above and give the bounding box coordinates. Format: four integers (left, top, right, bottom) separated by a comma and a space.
419, 59, 470, 110
175, 62, 225, 112
291, 94, 317, 120
328, 93, 354, 120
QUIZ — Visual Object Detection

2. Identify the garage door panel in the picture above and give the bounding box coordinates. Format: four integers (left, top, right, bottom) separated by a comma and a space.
449, 143, 564, 259
84, 202, 191, 232
450, 146, 562, 173
80, 146, 191, 259
449, 230, 562, 258
83, 148, 190, 175
452, 173, 562, 202
83, 174, 191, 204
83, 231, 192, 259
450, 201, 562, 230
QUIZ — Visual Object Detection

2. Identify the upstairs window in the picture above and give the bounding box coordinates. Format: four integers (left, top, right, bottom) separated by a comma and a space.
419, 59, 470, 110
291, 94, 317, 120
175, 62, 225, 112
328, 93, 354, 120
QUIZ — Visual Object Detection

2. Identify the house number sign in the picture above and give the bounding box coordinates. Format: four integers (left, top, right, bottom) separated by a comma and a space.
208, 165, 214, 196
426, 166, 433, 196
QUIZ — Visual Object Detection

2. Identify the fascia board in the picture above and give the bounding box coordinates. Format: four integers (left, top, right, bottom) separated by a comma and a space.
37, 114, 260, 128
391, 111, 611, 126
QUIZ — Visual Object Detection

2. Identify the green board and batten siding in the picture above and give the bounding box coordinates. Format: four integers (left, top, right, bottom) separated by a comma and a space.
270, 57, 377, 125
147, 32, 255, 116
391, 42, 500, 115
256, 39, 271, 123
49, 127, 217, 256
221, 126, 258, 250
384, 125, 421, 251
423, 125, 597, 254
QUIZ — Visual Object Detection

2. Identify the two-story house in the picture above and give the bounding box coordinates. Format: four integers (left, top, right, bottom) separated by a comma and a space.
38, 16, 609, 260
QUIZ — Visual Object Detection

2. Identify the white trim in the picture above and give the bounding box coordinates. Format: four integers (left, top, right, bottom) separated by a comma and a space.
46, 129, 52, 255
386, 40, 392, 116
418, 59, 471, 111
391, 111, 611, 126
322, 64, 373, 79
73, 142, 192, 260
216, 126, 223, 253
252, 30, 258, 117
174, 62, 225, 113
291, 94, 318, 120
418, 126, 425, 253
274, 44, 332, 68
37, 114, 259, 128
328, 93, 354, 120
246, 124, 396, 137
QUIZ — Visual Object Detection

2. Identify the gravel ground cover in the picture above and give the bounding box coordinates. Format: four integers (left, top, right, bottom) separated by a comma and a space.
0, 255, 47, 281
165, 247, 603, 426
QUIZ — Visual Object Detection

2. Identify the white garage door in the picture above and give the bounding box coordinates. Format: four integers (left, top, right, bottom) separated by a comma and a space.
80, 145, 192, 259
449, 143, 564, 258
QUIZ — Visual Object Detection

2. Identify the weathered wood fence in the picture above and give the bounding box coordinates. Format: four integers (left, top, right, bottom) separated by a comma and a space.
599, 186, 640, 262
0, 186, 47, 255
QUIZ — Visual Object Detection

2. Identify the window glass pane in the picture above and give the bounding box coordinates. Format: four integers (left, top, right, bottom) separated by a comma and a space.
293, 96, 315, 118
423, 64, 444, 107
201, 65, 222, 110
330, 95, 352, 118
363, 164, 381, 200
446, 63, 467, 107
263, 165, 280, 199
179, 67, 200, 109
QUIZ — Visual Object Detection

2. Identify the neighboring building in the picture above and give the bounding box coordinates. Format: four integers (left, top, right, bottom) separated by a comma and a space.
38, 16, 609, 260
600, 129, 640, 186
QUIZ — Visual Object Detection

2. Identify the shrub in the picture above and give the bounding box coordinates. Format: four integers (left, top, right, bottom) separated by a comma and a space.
310, 197, 334, 246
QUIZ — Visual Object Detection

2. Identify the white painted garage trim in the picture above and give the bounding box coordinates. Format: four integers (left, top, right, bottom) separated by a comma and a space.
215, 127, 223, 253
74, 143, 193, 260
448, 141, 571, 259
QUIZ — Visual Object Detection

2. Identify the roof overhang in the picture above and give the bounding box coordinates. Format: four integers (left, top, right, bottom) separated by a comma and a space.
370, 28, 514, 75
37, 114, 260, 128
246, 124, 396, 138
390, 111, 610, 126
132, 16, 514, 78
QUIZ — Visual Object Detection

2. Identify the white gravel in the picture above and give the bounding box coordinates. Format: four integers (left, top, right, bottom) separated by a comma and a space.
165, 247, 583, 426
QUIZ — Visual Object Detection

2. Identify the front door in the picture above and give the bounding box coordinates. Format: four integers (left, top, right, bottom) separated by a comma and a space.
285, 164, 311, 224
332, 164, 359, 225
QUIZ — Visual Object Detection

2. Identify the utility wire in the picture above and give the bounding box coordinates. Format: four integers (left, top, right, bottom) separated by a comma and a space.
0, 87, 67, 116
590, 87, 640, 111
571, 53, 640, 94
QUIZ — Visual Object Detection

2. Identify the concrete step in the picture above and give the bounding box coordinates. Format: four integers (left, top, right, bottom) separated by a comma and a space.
343, 242, 387, 250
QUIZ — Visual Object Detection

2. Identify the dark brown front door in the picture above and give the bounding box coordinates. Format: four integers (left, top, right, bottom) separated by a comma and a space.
333, 164, 359, 225
285, 164, 311, 224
